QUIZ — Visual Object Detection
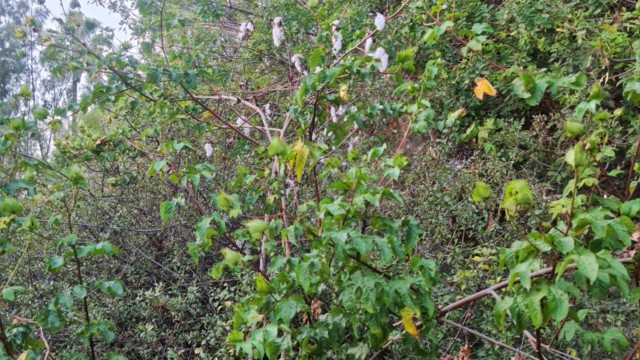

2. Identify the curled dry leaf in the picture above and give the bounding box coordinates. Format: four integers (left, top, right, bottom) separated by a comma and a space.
473, 77, 497, 100
311, 299, 323, 319
453, 342, 471, 360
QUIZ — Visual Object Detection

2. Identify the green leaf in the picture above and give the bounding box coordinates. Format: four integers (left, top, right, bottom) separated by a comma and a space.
467, 38, 482, 51
72, 284, 87, 299
47, 255, 65, 272
547, 285, 570, 322
160, 198, 184, 222
268, 137, 291, 157
373, 236, 393, 264
565, 121, 584, 138
471, 23, 493, 34
255, 274, 274, 295
553, 234, 574, 254
221, 247, 243, 267
16, 85, 31, 98
2, 286, 26, 302
623, 80, 640, 105
82, 320, 116, 343
508, 261, 532, 290
575, 250, 599, 284
620, 199, 640, 217
560, 72, 587, 90
493, 297, 513, 328
513, 73, 536, 99
210, 263, 226, 279
275, 295, 307, 323
95, 280, 124, 296
471, 181, 492, 202
106, 353, 127, 360
33, 107, 49, 120
2, 179, 36, 197
245, 219, 268, 241
422, 28, 439, 43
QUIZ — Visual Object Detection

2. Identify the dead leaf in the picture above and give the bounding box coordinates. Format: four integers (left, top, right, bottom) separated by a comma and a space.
453, 342, 471, 360
311, 299, 323, 319
95, 135, 108, 146
473, 77, 497, 100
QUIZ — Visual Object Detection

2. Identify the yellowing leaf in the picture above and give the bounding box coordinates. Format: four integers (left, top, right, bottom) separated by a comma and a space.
473, 77, 497, 100
400, 307, 419, 339
0, 216, 13, 229
255, 274, 275, 295
291, 140, 309, 181
340, 84, 348, 100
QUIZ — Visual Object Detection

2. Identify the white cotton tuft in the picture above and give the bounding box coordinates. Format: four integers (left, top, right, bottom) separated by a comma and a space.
291, 54, 304, 74
442, 3, 447, 9
314, 66, 322, 73
204, 143, 213, 158
236, 117, 251, 136
330, 106, 344, 123
332, 31, 342, 54
379, 52, 389, 72
374, 13, 385, 31
264, 103, 271, 116
373, 47, 389, 72
238, 21, 253, 40
364, 37, 373, 54
272, 17, 285, 47
331, 19, 340, 33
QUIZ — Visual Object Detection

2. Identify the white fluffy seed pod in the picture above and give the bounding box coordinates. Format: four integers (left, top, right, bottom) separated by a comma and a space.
373, 47, 389, 72
272, 17, 285, 47
364, 37, 373, 54
236, 117, 251, 136
238, 21, 253, 40
204, 143, 213, 158
291, 54, 304, 74
332, 31, 342, 54
374, 13, 385, 31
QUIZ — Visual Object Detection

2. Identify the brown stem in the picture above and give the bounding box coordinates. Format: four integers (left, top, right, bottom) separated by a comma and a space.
535, 328, 544, 359
64, 191, 96, 360
624, 337, 640, 360
625, 134, 640, 200
438, 257, 633, 315
439, 318, 536, 359
0, 317, 13, 358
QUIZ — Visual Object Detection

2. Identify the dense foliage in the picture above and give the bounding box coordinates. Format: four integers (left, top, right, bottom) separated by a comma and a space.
1, 0, 640, 359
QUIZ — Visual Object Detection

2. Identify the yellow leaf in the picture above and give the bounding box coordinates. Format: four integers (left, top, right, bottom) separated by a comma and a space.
473, 77, 497, 100
41, 36, 53, 46
400, 307, 419, 339
291, 140, 309, 181
0, 216, 12, 229
340, 84, 348, 100
17, 352, 28, 360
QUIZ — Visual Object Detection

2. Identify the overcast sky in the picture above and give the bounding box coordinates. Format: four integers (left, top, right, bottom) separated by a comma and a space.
44, 0, 128, 42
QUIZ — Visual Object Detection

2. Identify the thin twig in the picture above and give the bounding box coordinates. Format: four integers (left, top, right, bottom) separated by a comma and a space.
439, 318, 536, 359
